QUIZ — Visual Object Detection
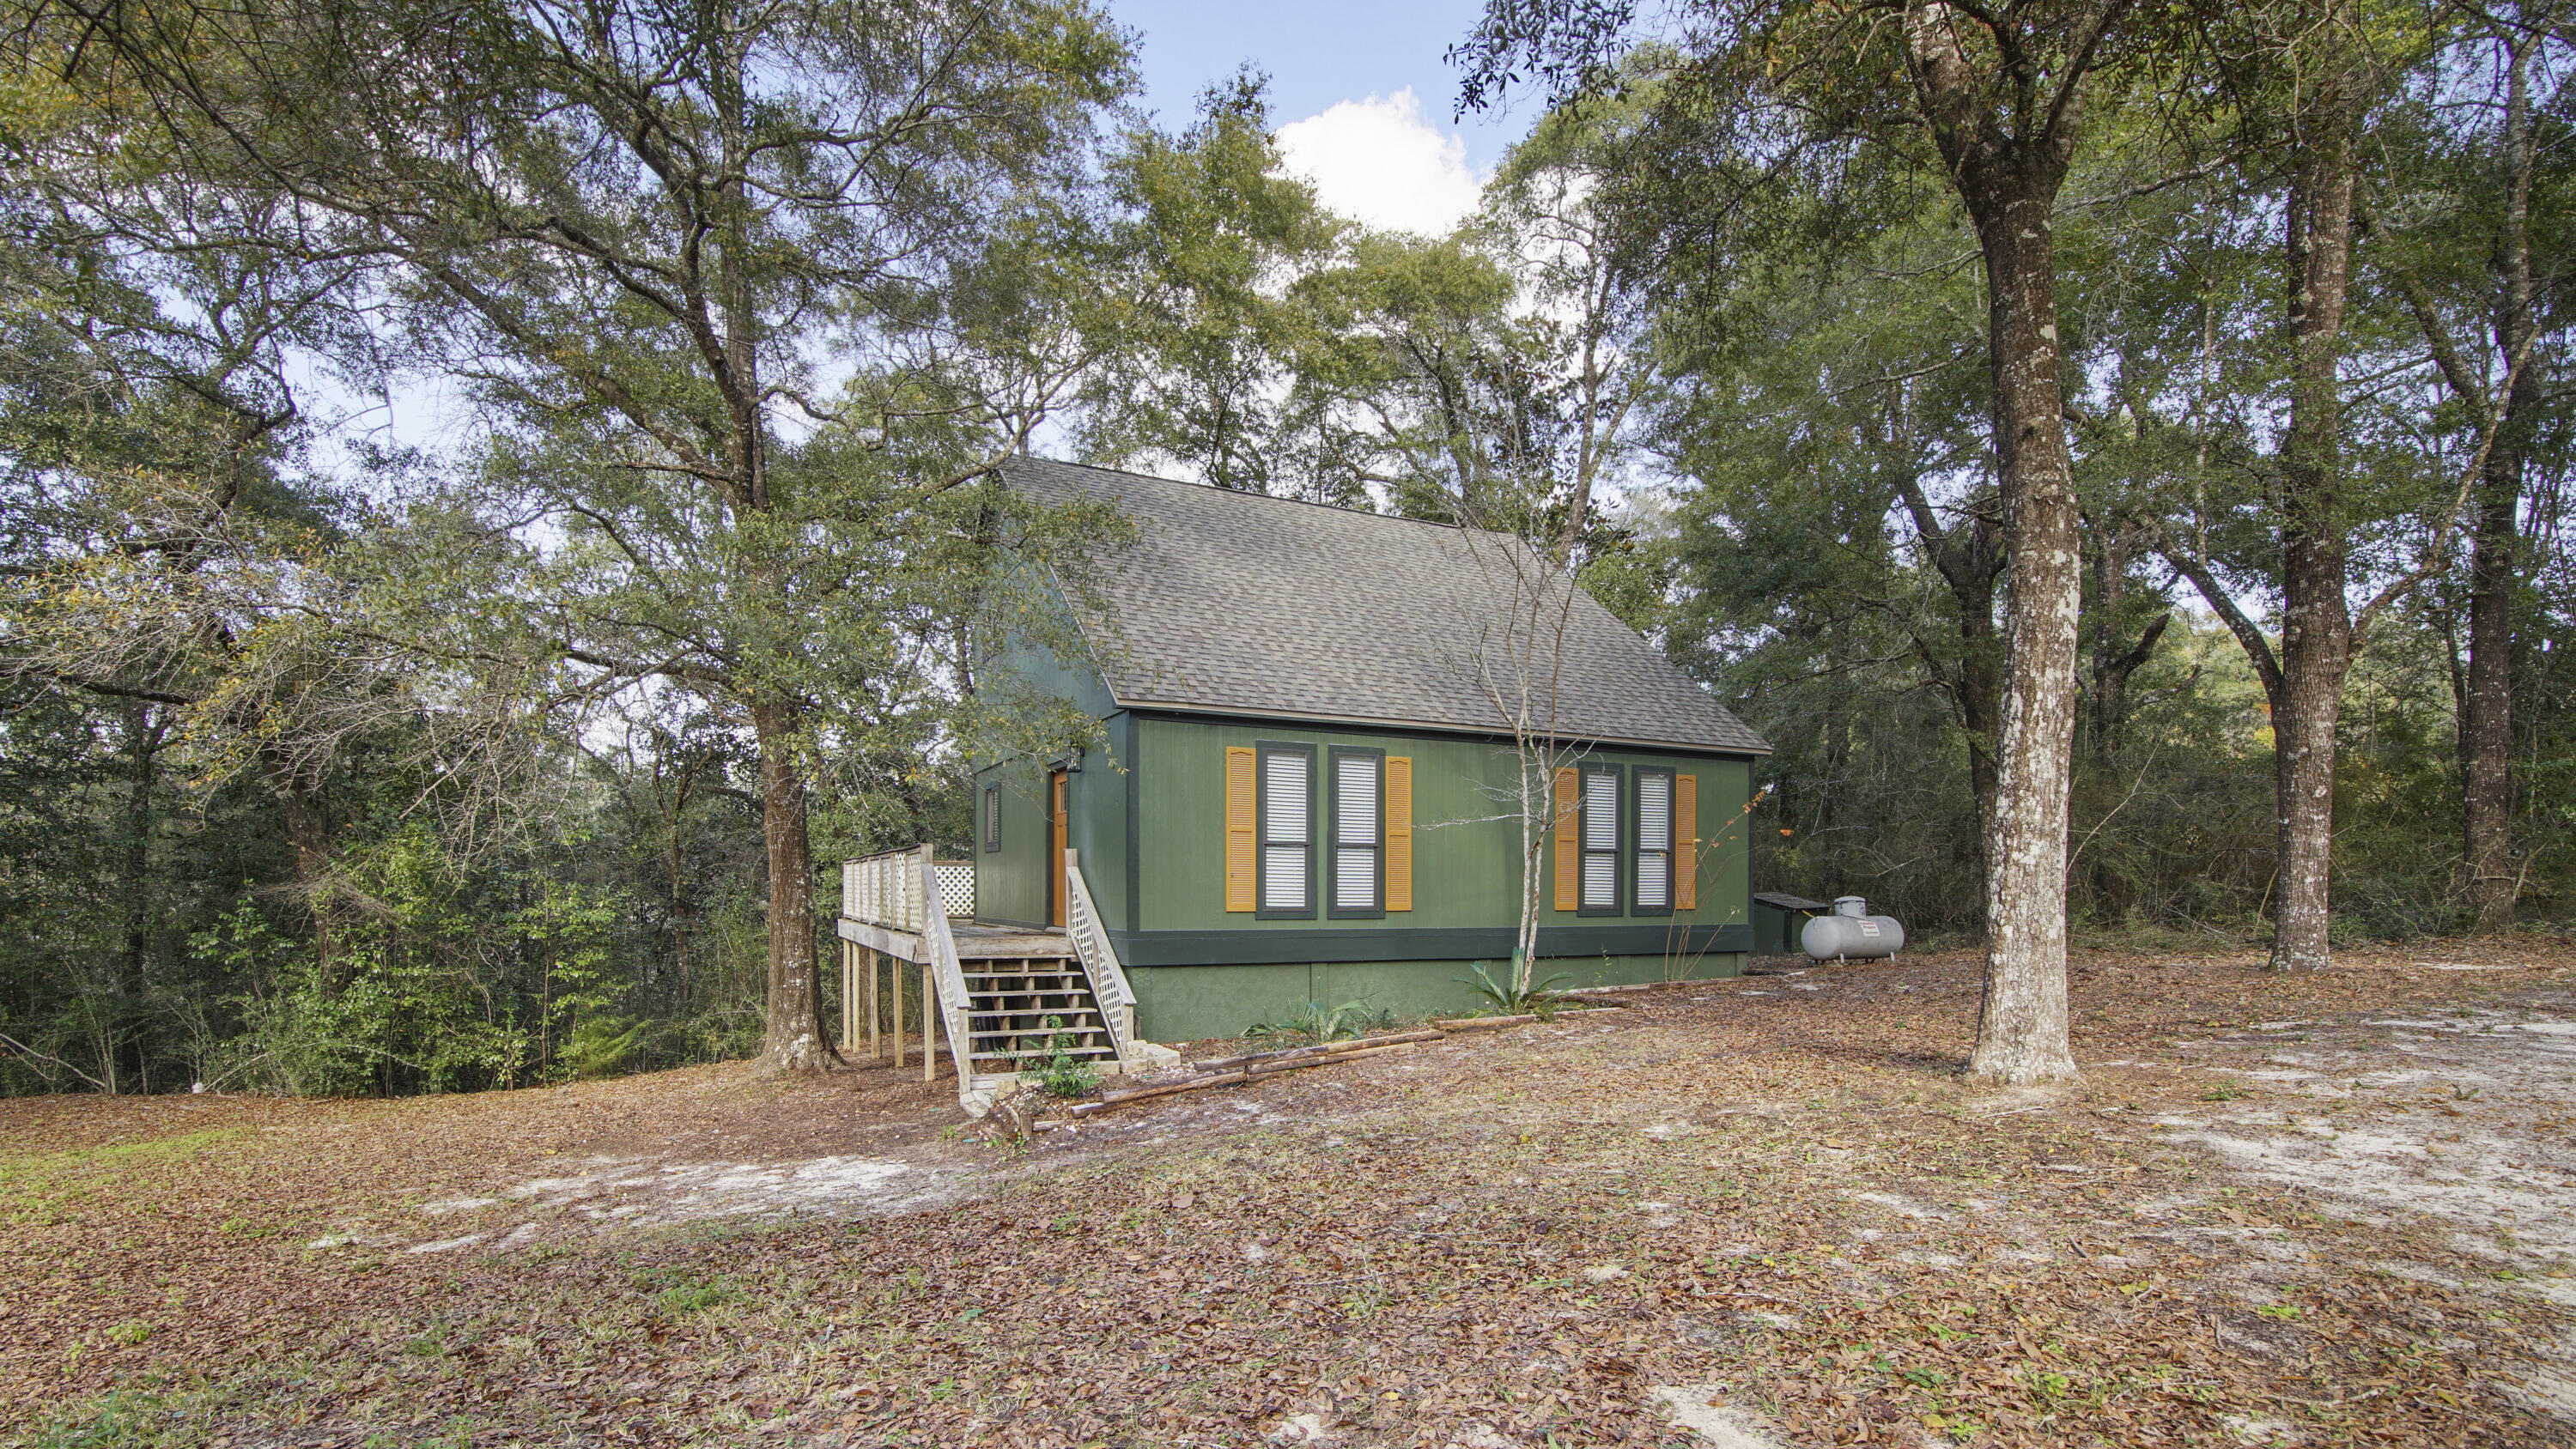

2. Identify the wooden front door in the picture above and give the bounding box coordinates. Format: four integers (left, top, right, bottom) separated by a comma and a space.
1048, 769, 1069, 929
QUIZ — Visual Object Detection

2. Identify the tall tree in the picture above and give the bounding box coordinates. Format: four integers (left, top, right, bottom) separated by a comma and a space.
2372, 5, 2568, 932
1080, 73, 1346, 496
2143, 0, 2441, 970
1460, 0, 2178, 1081
2257, 0, 2367, 974
20, 0, 1131, 1069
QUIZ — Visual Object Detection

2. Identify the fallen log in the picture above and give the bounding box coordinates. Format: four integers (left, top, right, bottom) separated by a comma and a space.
1245, 1040, 1423, 1077
1429, 1013, 1537, 1032
1068, 1068, 1249, 1114
1068, 1040, 1435, 1116
1562, 981, 1666, 997
1189, 1028, 1448, 1075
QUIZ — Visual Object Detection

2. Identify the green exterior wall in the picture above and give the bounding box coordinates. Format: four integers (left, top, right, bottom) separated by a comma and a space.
972, 712, 1133, 931
967, 646, 1761, 1040
1131, 714, 1753, 933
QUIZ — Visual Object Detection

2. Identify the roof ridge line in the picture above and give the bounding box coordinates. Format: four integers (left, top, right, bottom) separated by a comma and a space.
1000, 455, 1489, 534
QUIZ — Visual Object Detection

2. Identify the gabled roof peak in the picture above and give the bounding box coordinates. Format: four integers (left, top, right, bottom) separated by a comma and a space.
998, 456, 1771, 756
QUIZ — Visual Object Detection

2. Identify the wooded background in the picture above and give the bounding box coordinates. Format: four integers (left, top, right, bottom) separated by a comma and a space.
3, 0, 2569, 1095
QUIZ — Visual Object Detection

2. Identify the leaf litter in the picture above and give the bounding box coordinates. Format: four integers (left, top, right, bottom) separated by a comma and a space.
3, 940, 2573, 1446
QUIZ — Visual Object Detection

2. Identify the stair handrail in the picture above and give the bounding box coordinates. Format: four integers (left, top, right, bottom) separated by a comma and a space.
914, 844, 981, 1106
1063, 850, 1139, 1060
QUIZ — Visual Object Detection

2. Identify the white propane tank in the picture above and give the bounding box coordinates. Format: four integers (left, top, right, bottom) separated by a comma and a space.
1801, 896, 1905, 961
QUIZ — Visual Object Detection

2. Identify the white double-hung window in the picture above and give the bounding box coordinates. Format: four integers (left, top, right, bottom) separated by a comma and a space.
1580, 765, 1621, 912
1634, 768, 1674, 912
1258, 743, 1314, 915
1330, 749, 1383, 917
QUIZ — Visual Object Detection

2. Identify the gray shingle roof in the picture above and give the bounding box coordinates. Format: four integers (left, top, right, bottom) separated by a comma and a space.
999, 458, 1769, 756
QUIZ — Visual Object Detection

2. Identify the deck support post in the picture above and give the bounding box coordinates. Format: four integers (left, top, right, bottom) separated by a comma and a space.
922, 961, 938, 1083
865, 945, 879, 1062
890, 952, 902, 1070
838, 940, 855, 1052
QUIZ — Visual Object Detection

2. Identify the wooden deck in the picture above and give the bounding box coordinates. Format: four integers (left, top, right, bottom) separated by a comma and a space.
835, 914, 1072, 964
950, 923, 1077, 958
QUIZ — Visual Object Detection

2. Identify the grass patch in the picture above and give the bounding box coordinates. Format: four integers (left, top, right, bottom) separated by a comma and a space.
635, 1264, 738, 1315
0, 1130, 247, 1219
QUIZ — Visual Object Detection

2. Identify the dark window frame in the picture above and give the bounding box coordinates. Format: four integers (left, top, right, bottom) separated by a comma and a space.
1255, 740, 1317, 919
1327, 746, 1386, 919
1577, 763, 1625, 917
981, 782, 1002, 853
1631, 766, 1676, 917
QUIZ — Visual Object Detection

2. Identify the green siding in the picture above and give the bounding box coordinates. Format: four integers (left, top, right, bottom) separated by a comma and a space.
974, 757, 1053, 927
1133, 715, 1753, 937
972, 712, 1134, 931
969, 699, 1758, 1040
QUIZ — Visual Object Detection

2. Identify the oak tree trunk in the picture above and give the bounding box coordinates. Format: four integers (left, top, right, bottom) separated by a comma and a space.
118, 702, 164, 1092
1897, 474, 2002, 906
2463, 454, 2520, 932
1900, 3, 2102, 1083
2464, 28, 2537, 936
2269, 90, 2358, 973
2087, 521, 2168, 769
754, 700, 830, 1071
266, 759, 341, 993
1965, 185, 2083, 1083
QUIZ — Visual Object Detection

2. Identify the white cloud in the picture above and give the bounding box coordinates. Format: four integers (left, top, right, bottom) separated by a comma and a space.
1275, 88, 1486, 239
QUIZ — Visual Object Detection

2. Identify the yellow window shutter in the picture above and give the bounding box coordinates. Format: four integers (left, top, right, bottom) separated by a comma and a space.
1675, 774, 1698, 911
1224, 747, 1257, 912
1552, 767, 1579, 912
1385, 756, 1413, 911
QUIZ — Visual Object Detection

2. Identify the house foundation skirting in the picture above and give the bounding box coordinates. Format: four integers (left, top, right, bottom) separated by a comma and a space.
1104, 923, 1753, 968
1121, 950, 1747, 1042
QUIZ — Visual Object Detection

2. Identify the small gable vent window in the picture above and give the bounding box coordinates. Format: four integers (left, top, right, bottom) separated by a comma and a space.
1580, 766, 1621, 913
1330, 749, 1383, 917
981, 784, 1002, 852
1258, 743, 1314, 916
1635, 769, 1674, 913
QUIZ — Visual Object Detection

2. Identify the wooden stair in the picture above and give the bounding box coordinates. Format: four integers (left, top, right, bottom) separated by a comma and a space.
957, 955, 1120, 1081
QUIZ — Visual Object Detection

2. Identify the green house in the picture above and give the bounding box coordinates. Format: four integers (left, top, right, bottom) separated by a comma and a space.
961, 459, 1772, 1043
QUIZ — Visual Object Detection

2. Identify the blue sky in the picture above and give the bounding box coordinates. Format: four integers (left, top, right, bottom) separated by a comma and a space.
1107, 0, 1513, 156
1108, 0, 1530, 234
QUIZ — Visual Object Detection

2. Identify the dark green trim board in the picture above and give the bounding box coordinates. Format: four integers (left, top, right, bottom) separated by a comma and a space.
1106, 922, 1753, 967
1119, 711, 1140, 936
1327, 745, 1385, 920
1127, 706, 1767, 763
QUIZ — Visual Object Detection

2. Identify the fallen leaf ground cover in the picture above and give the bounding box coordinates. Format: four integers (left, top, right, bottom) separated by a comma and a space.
3, 940, 2573, 1448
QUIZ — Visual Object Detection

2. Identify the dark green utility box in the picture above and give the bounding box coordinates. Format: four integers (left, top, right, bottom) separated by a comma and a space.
1750, 892, 1832, 956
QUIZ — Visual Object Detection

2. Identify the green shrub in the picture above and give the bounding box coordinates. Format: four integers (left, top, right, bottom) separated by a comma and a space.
1019, 1016, 1101, 1099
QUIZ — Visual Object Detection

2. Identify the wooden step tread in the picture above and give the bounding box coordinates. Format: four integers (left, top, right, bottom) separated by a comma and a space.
969, 1022, 1112, 1038
972, 1024, 1109, 1038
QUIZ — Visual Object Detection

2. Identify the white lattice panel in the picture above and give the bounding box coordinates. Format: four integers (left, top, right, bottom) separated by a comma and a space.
936, 863, 975, 919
